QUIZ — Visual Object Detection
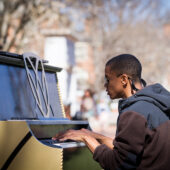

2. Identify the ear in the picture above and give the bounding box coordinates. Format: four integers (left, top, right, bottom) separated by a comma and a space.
120, 74, 129, 86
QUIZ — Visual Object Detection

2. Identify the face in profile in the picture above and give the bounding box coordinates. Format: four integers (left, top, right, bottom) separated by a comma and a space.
104, 65, 124, 99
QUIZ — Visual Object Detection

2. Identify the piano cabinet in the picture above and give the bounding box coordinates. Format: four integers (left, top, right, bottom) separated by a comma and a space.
0, 121, 62, 170
0, 51, 101, 170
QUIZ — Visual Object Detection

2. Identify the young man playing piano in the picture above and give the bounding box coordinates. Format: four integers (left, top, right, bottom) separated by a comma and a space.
53, 54, 170, 170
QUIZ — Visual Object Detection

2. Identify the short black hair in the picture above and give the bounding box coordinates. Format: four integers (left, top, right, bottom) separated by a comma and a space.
106, 54, 142, 83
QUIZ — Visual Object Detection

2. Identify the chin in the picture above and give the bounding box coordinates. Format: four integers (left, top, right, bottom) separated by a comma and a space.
107, 92, 117, 100
110, 95, 119, 100
109, 95, 115, 100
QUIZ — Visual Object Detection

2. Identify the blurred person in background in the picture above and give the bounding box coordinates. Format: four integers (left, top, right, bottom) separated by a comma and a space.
53, 54, 170, 170
73, 89, 97, 120
64, 103, 72, 120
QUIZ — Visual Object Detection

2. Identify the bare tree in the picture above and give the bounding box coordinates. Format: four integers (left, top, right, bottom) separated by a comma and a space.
65, 0, 170, 91
0, 0, 61, 51
1, 0, 170, 90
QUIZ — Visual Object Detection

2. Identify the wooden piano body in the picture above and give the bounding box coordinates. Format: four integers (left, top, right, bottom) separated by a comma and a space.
0, 52, 100, 170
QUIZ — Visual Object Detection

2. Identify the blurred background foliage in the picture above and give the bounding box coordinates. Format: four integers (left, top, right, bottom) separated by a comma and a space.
0, 0, 170, 91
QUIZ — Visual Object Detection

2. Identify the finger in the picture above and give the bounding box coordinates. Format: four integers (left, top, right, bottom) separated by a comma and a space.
81, 128, 88, 132
52, 131, 67, 140
67, 129, 76, 133
59, 136, 73, 141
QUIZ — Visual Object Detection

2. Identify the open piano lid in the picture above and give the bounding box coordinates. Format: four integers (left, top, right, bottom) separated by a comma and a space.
0, 51, 89, 148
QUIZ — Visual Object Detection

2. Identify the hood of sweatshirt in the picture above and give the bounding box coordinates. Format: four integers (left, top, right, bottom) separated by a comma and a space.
119, 83, 170, 115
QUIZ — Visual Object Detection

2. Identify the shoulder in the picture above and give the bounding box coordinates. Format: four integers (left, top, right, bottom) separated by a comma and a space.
121, 100, 156, 116
120, 100, 169, 129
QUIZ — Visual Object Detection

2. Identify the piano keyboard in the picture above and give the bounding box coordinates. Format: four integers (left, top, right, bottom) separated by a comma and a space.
40, 138, 85, 148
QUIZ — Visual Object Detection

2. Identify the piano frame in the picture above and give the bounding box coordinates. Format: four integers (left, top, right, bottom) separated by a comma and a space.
0, 51, 101, 170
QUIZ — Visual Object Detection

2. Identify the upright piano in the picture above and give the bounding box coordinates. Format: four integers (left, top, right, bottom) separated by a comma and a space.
0, 52, 101, 170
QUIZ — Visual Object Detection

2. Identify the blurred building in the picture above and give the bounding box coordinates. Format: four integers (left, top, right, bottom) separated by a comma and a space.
75, 42, 95, 91
163, 23, 170, 38
163, 23, 170, 90
42, 31, 79, 115
44, 34, 76, 103
15, 16, 96, 115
